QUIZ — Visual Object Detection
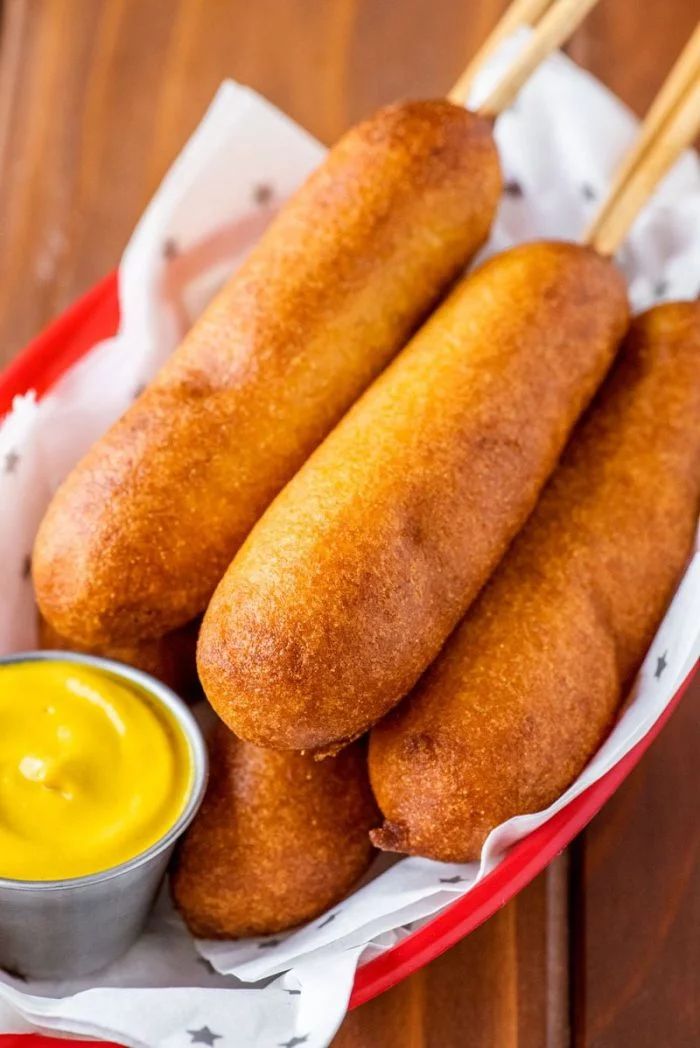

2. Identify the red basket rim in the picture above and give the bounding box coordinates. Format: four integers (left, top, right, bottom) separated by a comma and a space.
0, 277, 696, 1044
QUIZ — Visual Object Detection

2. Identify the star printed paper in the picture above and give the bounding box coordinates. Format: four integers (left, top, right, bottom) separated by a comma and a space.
0, 31, 699, 1048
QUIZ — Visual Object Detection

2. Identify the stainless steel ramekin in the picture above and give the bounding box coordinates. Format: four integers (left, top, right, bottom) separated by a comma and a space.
0, 650, 208, 980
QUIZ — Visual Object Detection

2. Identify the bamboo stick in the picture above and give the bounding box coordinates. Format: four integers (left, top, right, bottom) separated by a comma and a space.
585, 23, 700, 254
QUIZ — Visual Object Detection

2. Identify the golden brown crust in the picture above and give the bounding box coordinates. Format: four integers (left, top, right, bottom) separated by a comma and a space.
170, 726, 380, 938
37, 613, 201, 700
33, 101, 500, 646
198, 241, 629, 752
369, 302, 700, 862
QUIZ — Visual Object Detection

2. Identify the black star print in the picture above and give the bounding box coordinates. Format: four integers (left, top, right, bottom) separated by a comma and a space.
278, 1037, 309, 1048
655, 652, 668, 679
21, 554, 32, 580
163, 238, 179, 260
2, 966, 27, 982
258, 937, 282, 949
317, 912, 337, 928
581, 183, 597, 202
3, 450, 19, 474
253, 182, 274, 205
504, 179, 523, 198
187, 1027, 222, 1046
284, 988, 301, 995
653, 279, 669, 298
439, 875, 466, 884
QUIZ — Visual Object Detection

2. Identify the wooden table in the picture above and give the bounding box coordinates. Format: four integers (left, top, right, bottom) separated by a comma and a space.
0, 2, 698, 1045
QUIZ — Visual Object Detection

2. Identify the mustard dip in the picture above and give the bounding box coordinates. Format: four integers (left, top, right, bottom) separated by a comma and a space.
0, 659, 192, 881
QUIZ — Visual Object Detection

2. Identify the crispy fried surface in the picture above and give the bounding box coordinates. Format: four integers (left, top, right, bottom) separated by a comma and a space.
369, 302, 700, 862
171, 726, 380, 938
198, 241, 629, 752
37, 613, 201, 700
33, 100, 500, 646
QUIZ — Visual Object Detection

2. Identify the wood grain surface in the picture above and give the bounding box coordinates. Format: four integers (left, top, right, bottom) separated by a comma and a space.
0, 2, 698, 1046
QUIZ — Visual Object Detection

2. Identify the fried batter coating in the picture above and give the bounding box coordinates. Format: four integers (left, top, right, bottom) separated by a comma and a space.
369, 303, 700, 862
171, 726, 380, 938
199, 242, 628, 752
34, 101, 500, 646
38, 613, 200, 700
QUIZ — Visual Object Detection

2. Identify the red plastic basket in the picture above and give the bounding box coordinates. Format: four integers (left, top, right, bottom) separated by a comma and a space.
1, 278, 697, 1046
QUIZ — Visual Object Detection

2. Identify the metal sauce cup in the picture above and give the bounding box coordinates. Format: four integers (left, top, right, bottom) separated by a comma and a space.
0, 651, 208, 980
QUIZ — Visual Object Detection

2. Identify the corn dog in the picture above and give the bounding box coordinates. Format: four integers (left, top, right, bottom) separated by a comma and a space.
198, 241, 629, 753
37, 614, 201, 700
33, 101, 500, 647
369, 302, 700, 862
171, 725, 379, 938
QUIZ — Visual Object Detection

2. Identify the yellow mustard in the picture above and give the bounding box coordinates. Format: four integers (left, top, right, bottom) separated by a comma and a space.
0, 660, 193, 881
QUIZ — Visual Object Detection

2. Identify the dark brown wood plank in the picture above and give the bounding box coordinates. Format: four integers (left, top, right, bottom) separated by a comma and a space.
571, 675, 700, 1048
0, 0, 502, 364
334, 857, 569, 1048
568, 0, 700, 115
0, 2, 697, 1045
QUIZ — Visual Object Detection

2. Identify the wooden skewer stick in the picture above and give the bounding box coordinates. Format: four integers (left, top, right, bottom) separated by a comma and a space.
585, 22, 700, 255
586, 72, 700, 257
447, 0, 555, 107
470, 0, 602, 116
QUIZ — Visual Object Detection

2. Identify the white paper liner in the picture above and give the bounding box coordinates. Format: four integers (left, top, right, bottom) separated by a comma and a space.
1, 32, 699, 1048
